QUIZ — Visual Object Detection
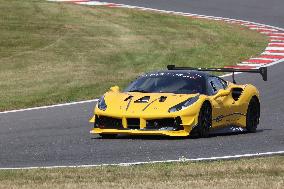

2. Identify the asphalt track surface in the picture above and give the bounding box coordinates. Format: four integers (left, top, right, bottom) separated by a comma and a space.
0, 0, 284, 168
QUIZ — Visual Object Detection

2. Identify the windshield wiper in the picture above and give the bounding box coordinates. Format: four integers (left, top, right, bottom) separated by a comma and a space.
128, 89, 149, 93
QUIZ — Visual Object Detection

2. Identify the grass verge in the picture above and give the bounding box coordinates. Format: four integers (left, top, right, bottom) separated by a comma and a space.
0, 0, 268, 111
0, 156, 283, 189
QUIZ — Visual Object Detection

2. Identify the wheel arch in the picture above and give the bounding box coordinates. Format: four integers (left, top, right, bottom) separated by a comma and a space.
203, 100, 212, 109
198, 95, 212, 110
242, 84, 260, 103
246, 95, 261, 132
248, 95, 260, 120
251, 95, 260, 110
195, 96, 212, 119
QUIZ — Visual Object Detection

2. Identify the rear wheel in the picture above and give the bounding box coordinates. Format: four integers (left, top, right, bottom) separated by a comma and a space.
194, 103, 212, 138
99, 134, 117, 139
246, 98, 260, 133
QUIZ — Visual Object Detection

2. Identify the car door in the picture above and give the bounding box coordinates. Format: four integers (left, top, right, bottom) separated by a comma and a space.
207, 76, 234, 128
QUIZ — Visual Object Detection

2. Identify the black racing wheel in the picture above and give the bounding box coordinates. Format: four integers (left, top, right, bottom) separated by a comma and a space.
246, 97, 260, 133
194, 102, 212, 138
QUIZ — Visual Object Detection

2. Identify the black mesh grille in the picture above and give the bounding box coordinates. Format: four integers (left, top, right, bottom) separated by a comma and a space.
146, 117, 183, 131
94, 116, 184, 131
127, 118, 140, 129
95, 116, 123, 129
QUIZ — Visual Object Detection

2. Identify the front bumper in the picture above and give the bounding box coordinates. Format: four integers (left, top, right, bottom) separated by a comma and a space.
90, 128, 190, 136
89, 114, 197, 137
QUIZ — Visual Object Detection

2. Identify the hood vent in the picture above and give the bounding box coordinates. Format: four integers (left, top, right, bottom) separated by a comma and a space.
134, 96, 150, 103
159, 96, 167, 102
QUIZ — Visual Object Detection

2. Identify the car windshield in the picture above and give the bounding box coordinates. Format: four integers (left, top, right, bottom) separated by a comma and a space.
124, 72, 205, 94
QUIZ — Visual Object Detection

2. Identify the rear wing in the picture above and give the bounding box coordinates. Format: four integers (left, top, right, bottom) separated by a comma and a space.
167, 65, 267, 83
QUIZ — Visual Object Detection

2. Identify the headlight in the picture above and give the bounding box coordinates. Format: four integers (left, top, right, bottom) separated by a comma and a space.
97, 96, 107, 111
168, 95, 199, 113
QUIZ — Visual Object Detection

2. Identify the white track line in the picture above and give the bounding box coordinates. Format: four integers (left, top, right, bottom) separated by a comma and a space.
48, 0, 82, 1
249, 57, 278, 61
259, 58, 284, 67
250, 28, 278, 31
77, 1, 111, 5
1, 150, 283, 170
263, 52, 284, 56
116, 4, 284, 32
270, 40, 284, 42
0, 99, 98, 115
269, 42, 284, 45
266, 47, 284, 50
237, 63, 265, 67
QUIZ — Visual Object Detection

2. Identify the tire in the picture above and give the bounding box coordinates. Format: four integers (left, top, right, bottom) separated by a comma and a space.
195, 102, 212, 138
246, 98, 260, 133
99, 134, 117, 139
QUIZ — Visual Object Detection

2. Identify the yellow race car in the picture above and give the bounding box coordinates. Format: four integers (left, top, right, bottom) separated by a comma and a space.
90, 65, 267, 138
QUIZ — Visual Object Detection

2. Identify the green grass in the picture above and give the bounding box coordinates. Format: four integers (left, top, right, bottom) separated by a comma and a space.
0, 0, 268, 111
0, 156, 283, 189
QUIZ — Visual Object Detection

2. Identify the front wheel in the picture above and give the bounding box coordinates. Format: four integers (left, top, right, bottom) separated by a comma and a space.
193, 103, 212, 138
246, 98, 260, 133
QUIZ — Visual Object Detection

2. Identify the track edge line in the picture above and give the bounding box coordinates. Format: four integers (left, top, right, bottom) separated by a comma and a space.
1, 150, 283, 170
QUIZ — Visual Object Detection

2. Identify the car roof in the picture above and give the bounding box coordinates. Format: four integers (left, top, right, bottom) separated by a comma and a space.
141, 70, 214, 79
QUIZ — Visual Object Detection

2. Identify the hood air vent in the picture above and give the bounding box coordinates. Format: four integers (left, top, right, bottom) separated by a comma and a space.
159, 96, 167, 102
134, 96, 150, 103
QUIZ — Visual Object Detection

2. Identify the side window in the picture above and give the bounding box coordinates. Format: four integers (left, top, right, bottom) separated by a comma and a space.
207, 77, 225, 95
218, 78, 228, 89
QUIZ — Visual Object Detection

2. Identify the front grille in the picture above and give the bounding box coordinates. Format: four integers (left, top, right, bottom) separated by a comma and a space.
94, 116, 184, 131
95, 116, 123, 129
146, 117, 183, 131
127, 118, 140, 129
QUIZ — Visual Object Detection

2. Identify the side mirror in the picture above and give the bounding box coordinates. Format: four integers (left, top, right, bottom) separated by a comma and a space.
214, 89, 230, 100
110, 86, 120, 93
